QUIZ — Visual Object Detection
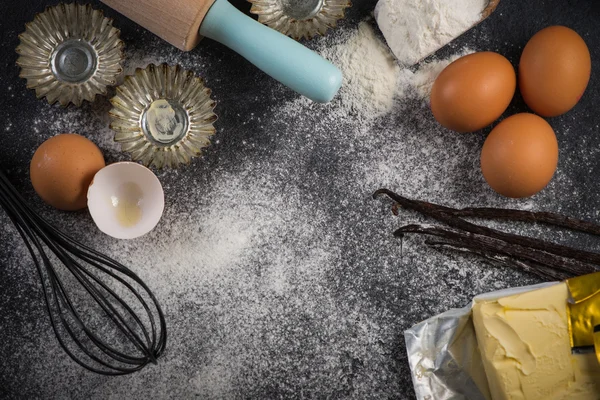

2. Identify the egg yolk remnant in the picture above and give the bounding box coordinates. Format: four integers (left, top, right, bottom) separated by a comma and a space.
111, 182, 143, 228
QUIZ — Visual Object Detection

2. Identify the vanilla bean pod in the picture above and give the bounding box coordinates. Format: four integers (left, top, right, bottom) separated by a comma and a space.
397, 224, 597, 277
391, 198, 600, 235
443, 208, 600, 236
374, 189, 600, 267
426, 239, 570, 281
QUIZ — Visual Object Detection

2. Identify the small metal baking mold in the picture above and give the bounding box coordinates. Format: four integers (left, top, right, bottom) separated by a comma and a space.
16, 3, 125, 107
109, 64, 218, 169
248, 0, 351, 40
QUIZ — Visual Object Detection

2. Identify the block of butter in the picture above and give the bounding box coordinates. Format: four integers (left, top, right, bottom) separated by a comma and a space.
472, 282, 600, 400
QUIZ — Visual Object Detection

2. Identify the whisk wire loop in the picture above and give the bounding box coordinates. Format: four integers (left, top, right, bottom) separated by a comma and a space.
0, 171, 167, 375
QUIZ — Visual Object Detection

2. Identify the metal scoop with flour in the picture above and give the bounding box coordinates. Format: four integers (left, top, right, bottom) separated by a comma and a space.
374, 0, 500, 66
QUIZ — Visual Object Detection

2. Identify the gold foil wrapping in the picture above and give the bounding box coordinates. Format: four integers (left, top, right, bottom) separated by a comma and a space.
566, 272, 600, 363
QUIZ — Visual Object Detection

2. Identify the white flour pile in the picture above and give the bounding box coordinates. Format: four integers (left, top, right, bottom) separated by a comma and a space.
313, 22, 473, 119
319, 22, 401, 119
375, 0, 487, 65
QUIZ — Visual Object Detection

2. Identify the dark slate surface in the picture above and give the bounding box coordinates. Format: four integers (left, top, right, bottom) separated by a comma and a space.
1, 0, 600, 398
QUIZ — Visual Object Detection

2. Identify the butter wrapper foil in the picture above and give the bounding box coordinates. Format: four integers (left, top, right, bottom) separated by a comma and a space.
404, 282, 556, 400
567, 272, 600, 353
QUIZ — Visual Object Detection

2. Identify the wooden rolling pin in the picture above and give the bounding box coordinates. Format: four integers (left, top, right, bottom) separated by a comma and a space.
100, 0, 343, 103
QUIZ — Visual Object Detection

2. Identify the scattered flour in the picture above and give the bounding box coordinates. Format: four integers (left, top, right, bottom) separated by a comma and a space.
316, 22, 473, 119
402, 47, 475, 100
0, 18, 565, 400
374, 0, 487, 65
319, 22, 401, 119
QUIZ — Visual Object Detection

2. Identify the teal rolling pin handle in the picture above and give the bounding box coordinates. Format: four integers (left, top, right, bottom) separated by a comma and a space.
200, 0, 343, 103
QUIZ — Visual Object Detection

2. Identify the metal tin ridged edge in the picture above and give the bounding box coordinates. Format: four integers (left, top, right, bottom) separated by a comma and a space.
16, 3, 125, 107
109, 63, 218, 169
248, 0, 352, 41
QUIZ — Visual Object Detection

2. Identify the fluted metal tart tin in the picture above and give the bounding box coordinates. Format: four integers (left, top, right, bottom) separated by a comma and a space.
16, 3, 125, 107
109, 64, 218, 169
248, 0, 351, 40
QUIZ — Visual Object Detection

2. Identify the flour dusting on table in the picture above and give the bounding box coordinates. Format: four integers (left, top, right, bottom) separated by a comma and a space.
310, 22, 474, 120
0, 18, 563, 400
403, 47, 475, 100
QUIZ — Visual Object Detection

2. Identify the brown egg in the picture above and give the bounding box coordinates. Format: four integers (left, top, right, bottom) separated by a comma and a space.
481, 113, 558, 198
30, 134, 106, 211
519, 26, 591, 117
431, 52, 516, 133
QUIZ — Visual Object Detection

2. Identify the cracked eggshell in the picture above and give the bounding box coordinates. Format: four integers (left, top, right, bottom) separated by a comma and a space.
87, 162, 164, 239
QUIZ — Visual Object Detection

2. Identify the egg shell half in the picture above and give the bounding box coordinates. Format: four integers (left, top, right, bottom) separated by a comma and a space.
431, 52, 517, 133
87, 162, 164, 240
30, 134, 105, 211
519, 25, 591, 117
481, 113, 558, 198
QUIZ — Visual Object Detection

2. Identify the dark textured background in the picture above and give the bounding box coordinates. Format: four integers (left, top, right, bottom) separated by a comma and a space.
1, 0, 600, 398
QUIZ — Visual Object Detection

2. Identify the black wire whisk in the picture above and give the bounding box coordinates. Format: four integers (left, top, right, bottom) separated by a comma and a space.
0, 171, 167, 375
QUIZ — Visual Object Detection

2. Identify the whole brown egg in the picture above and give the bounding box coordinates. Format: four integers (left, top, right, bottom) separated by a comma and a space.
519, 26, 591, 117
481, 113, 558, 198
431, 52, 516, 133
30, 134, 106, 211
